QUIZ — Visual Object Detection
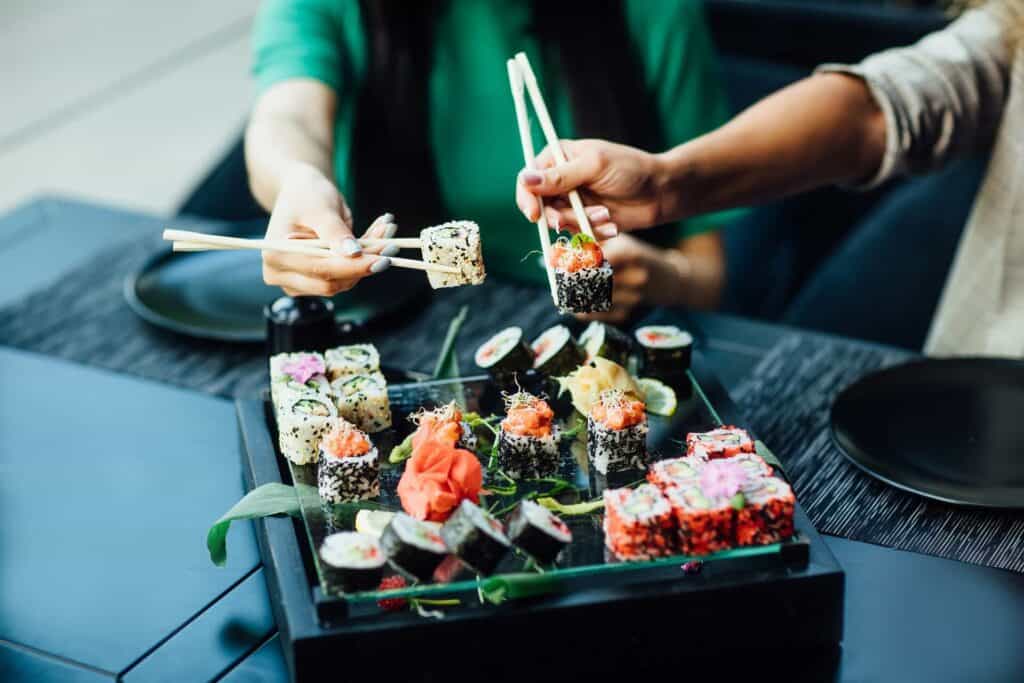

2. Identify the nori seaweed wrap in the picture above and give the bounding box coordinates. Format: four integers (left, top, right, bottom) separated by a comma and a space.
474, 326, 534, 381
380, 513, 449, 582
634, 325, 693, 384
441, 500, 510, 575
531, 324, 585, 377
506, 499, 572, 565
579, 321, 633, 366
319, 532, 386, 592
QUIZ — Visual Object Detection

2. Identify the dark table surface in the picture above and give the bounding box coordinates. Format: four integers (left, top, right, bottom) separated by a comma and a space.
2, 198, 1022, 682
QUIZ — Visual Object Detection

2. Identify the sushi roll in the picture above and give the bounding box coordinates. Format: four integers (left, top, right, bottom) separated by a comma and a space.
587, 390, 648, 475
730, 452, 774, 482
317, 419, 380, 503
505, 499, 572, 565
413, 402, 477, 451
497, 392, 560, 479
319, 532, 386, 592
331, 372, 392, 433
663, 484, 736, 556
549, 235, 612, 314
579, 321, 633, 366
421, 221, 486, 289
277, 394, 338, 465
325, 344, 380, 381
269, 351, 331, 414
685, 426, 755, 460
634, 325, 693, 383
736, 477, 796, 546
602, 484, 675, 560
531, 324, 585, 377
380, 513, 449, 582
440, 500, 510, 575
647, 456, 705, 490
474, 326, 533, 381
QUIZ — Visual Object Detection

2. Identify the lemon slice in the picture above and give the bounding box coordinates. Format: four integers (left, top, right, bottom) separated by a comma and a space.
354, 509, 395, 538
636, 378, 677, 417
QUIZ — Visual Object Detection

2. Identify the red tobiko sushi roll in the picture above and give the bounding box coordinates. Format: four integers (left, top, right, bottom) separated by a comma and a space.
602, 484, 675, 561
685, 426, 755, 460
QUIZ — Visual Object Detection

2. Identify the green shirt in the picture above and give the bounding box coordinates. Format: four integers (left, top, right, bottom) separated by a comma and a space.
253, 0, 738, 284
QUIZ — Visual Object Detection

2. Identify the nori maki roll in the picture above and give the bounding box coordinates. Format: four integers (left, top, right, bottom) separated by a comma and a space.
317, 420, 380, 503
380, 513, 449, 582
331, 371, 392, 433
587, 390, 649, 475
277, 394, 338, 465
549, 235, 612, 314
634, 325, 693, 384
441, 500, 510, 575
531, 324, 585, 377
421, 221, 487, 289
579, 321, 633, 366
319, 532, 386, 592
497, 392, 560, 479
506, 499, 572, 565
325, 344, 380, 381
474, 326, 534, 381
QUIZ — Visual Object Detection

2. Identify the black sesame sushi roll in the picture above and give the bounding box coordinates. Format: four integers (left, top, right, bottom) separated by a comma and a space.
441, 500, 510, 575
317, 420, 380, 503
549, 234, 612, 314
506, 499, 572, 565
497, 392, 560, 479
474, 326, 534, 381
531, 324, 585, 377
634, 325, 693, 382
579, 321, 633, 366
380, 513, 449, 582
587, 389, 648, 475
319, 532, 386, 592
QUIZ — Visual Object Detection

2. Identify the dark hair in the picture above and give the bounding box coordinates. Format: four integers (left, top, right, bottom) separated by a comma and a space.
352, 0, 662, 233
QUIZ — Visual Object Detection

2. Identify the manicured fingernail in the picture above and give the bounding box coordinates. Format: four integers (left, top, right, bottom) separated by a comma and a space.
551, 213, 560, 229
383, 223, 398, 239
381, 244, 399, 257
596, 225, 618, 239
381, 212, 394, 223
587, 206, 611, 222
522, 170, 543, 186
341, 237, 362, 256
370, 257, 391, 273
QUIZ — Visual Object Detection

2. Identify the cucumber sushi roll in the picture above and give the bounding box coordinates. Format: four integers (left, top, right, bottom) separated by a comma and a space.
602, 484, 675, 560
685, 426, 755, 460
663, 484, 736, 556
317, 420, 380, 503
440, 500, 511, 575
647, 456, 705, 490
277, 394, 338, 465
331, 371, 392, 433
269, 352, 331, 414
634, 325, 693, 381
505, 499, 572, 565
736, 477, 795, 546
421, 221, 486, 289
587, 390, 648, 475
325, 343, 380, 381
579, 321, 633, 366
531, 324, 585, 377
549, 235, 612, 314
380, 513, 449, 582
497, 392, 560, 479
474, 326, 533, 380
319, 532, 386, 592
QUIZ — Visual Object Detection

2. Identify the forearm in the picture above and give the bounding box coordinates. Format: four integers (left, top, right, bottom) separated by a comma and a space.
655, 73, 886, 222
668, 232, 724, 310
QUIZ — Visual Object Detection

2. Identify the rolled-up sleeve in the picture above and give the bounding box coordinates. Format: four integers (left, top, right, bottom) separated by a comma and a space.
817, 4, 1015, 189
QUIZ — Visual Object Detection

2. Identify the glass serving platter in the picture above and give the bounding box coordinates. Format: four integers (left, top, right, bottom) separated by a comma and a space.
276, 372, 790, 610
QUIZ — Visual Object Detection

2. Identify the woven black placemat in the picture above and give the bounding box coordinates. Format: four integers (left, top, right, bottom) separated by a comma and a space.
732, 334, 1024, 573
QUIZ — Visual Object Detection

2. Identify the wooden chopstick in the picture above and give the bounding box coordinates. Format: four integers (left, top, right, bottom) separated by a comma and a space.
508, 58, 558, 304
514, 52, 596, 240
163, 229, 420, 250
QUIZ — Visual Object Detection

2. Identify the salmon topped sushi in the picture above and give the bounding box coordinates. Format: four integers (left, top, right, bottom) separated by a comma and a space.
587, 389, 648, 474
317, 419, 380, 503
497, 391, 560, 479
549, 235, 613, 314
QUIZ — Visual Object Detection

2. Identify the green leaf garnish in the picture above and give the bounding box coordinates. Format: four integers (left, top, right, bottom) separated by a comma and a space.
388, 432, 415, 464
432, 305, 468, 380
570, 232, 595, 249
537, 496, 604, 516
754, 440, 785, 474
730, 492, 746, 511
207, 483, 319, 566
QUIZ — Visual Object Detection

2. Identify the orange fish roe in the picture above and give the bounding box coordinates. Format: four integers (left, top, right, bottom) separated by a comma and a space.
321, 420, 371, 457
685, 426, 755, 460
501, 394, 554, 438
602, 484, 676, 560
663, 485, 734, 556
548, 240, 605, 272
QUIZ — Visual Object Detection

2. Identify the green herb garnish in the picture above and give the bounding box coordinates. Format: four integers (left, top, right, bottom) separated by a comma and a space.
388, 433, 415, 464
207, 483, 320, 566
570, 232, 596, 249
537, 496, 604, 516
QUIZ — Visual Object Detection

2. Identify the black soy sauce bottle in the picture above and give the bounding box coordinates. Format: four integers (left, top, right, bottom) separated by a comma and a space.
264, 295, 362, 357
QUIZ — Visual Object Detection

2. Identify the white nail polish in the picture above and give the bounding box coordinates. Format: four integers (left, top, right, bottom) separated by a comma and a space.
383, 223, 398, 239
381, 244, 399, 257
341, 237, 362, 256
370, 257, 391, 273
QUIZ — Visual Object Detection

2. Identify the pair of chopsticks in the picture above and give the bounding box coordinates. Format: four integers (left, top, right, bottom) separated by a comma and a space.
162, 229, 459, 275
507, 51, 597, 303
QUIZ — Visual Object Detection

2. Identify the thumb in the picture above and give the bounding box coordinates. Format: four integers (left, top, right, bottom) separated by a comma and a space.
307, 209, 361, 257
519, 152, 603, 198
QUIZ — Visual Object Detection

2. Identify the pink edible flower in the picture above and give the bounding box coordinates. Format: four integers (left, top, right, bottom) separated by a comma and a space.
281, 354, 325, 385
699, 460, 747, 500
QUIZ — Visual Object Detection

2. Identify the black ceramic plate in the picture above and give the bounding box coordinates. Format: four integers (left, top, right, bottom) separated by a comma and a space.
831, 358, 1024, 508
125, 249, 423, 343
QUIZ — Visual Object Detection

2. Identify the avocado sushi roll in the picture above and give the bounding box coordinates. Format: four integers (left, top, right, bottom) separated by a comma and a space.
325, 344, 380, 381
506, 499, 572, 565
736, 476, 795, 546
579, 321, 633, 366
317, 419, 380, 503
685, 426, 755, 460
549, 235, 613, 314
647, 456, 705, 490
531, 324, 585, 377
634, 325, 693, 383
587, 390, 648, 475
319, 532, 386, 592
380, 513, 449, 582
474, 326, 534, 381
331, 371, 392, 433
277, 394, 337, 465
441, 500, 510, 575
421, 221, 486, 289
269, 351, 331, 414
497, 392, 560, 479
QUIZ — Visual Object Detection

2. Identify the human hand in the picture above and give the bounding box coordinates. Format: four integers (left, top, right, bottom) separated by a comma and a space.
576, 234, 691, 324
262, 162, 395, 296
515, 139, 670, 237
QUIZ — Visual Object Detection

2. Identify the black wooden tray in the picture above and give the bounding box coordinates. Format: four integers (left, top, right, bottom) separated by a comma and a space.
237, 352, 844, 681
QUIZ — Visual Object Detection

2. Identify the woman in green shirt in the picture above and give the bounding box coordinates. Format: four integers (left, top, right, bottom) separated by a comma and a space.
247, 0, 738, 322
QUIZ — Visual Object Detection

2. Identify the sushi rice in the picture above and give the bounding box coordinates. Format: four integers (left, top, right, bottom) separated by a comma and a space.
331, 371, 392, 433
277, 394, 337, 465
421, 221, 486, 289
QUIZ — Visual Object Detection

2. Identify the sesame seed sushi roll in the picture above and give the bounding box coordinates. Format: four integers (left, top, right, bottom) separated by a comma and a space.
421, 221, 486, 289
549, 234, 612, 314
647, 456, 705, 490
319, 532, 386, 592
505, 499, 572, 565
736, 477, 796, 546
380, 513, 449, 582
531, 324, 585, 377
277, 394, 337, 465
634, 325, 693, 384
685, 426, 755, 460
317, 419, 380, 503
497, 392, 560, 479
331, 371, 392, 433
441, 500, 510, 575
579, 321, 633, 366
413, 402, 477, 451
587, 389, 648, 475
269, 351, 331, 414
474, 326, 534, 381
325, 344, 380, 381
602, 484, 675, 561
